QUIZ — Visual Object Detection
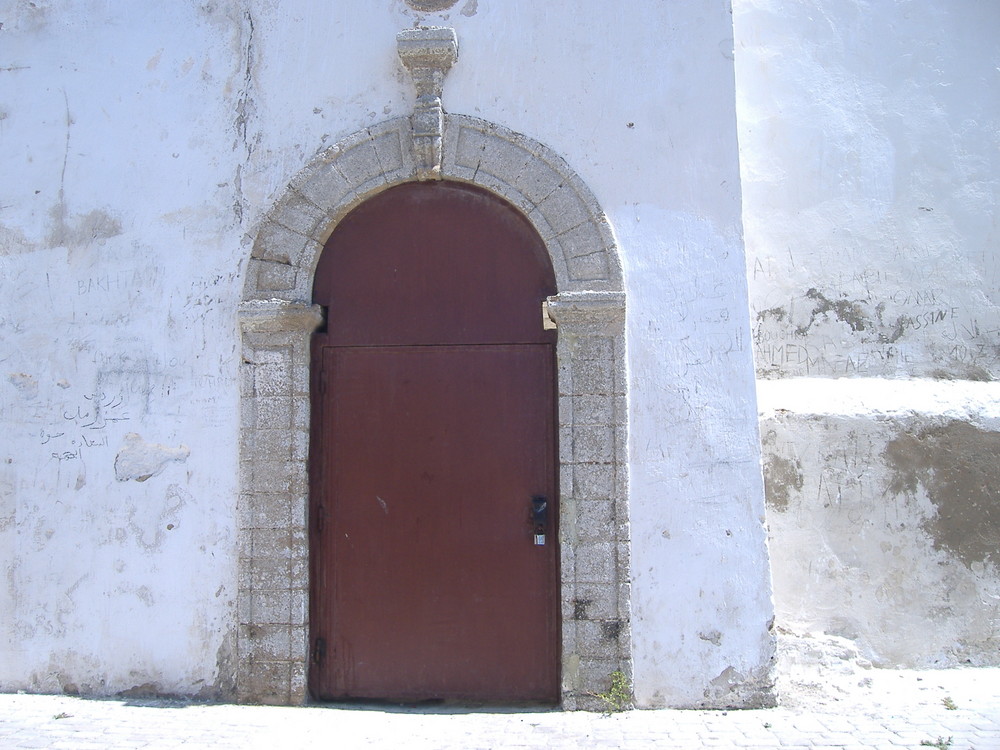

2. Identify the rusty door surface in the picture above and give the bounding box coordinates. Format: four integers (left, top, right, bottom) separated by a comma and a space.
309, 182, 559, 703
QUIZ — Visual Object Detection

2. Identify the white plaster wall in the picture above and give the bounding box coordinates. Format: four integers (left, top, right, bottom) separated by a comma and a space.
735, 0, 1000, 668
736, 0, 1000, 379
1, 0, 772, 704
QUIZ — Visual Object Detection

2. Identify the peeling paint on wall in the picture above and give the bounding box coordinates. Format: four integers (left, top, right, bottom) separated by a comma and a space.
114, 433, 190, 483
885, 422, 1000, 569
761, 431, 803, 513
758, 383, 1000, 668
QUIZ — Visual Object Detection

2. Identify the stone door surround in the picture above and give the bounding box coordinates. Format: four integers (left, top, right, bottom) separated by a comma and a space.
237, 112, 629, 709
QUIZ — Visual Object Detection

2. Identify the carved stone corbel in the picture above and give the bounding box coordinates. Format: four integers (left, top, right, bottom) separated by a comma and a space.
396, 27, 458, 180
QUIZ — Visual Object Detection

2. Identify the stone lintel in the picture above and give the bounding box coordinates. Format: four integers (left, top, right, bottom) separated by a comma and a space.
546, 292, 625, 332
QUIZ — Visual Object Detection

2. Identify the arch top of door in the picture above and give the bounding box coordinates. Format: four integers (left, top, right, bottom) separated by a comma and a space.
241, 114, 623, 313
313, 181, 558, 346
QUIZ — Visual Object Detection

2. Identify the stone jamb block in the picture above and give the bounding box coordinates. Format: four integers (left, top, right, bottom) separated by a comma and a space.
243, 492, 291, 530
574, 425, 615, 463
249, 527, 293, 561
574, 464, 614, 501
574, 541, 616, 584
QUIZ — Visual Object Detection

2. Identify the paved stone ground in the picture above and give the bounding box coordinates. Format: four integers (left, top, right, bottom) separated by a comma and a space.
1, 661, 997, 750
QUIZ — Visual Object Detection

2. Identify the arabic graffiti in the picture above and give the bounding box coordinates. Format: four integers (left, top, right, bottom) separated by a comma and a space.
41, 390, 129, 464
62, 391, 130, 429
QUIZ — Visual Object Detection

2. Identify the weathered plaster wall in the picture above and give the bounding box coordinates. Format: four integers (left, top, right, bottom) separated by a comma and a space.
759, 381, 1000, 666
736, 0, 1000, 667
2, 0, 773, 706
0, 3, 246, 697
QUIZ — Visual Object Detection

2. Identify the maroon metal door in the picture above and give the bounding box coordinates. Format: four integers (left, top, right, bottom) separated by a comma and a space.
309, 182, 559, 703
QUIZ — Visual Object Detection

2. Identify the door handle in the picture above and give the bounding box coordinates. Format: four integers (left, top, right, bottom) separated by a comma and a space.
531, 495, 548, 546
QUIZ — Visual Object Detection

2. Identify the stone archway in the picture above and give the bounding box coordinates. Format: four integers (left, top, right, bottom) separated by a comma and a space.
236, 114, 628, 709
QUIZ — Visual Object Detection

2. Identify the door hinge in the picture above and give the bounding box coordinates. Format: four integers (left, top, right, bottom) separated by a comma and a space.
312, 636, 326, 665
315, 504, 325, 533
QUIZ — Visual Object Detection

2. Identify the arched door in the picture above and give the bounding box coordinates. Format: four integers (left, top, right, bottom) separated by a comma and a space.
309, 181, 559, 703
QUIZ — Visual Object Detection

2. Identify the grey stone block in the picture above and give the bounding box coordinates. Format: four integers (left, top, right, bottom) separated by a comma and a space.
253, 259, 297, 292
253, 361, 291, 397
250, 429, 291, 461
536, 185, 590, 235
335, 139, 386, 191
614, 427, 628, 465
242, 624, 291, 661
570, 583, 621, 621
571, 335, 614, 362
252, 222, 307, 266
575, 541, 615, 583
273, 191, 329, 237
477, 135, 533, 189
371, 129, 406, 178
236, 590, 252, 625
558, 395, 573, 427
289, 527, 308, 561
251, 590, 291, 624
561, 619, 579, 653
574, 467, 614, 502
290, 556, 309, 588
557, 357, 574, 397
290, 492, 308, 529
574, 425, 614, 463
241, 661, 291, 705
295, 162, 355, 213
245, 493, 290, 530
245, 347, 290, 366
575, 658, 624, 703
567, 252, 610, 283
239, 363, 255, 398
238, 462, 255, 495
616, 540, 631, 573
250, 528, 293, 561
574, 358, 614, 395
559, 219, 605, 260
525, 204, 562, 242
516, 157, 563, 204
573, 394, 611, 426
290, 429, 309, 463
559, 463, 574, 498
559, 425, 574, 463
576, 620, 623, 659
291, 361, 310, 396
257, 396, 293, 429
575, 499, 614, 538
289, 589, 307, 627
453, 124, 488, 170
289, 658, 308, 703
290, 626, 309, 664
244, 557, 290, 591
290, 398, 310, 432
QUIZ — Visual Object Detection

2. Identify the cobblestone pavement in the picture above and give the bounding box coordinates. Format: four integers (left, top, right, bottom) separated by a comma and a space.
1, 665, 998, 750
